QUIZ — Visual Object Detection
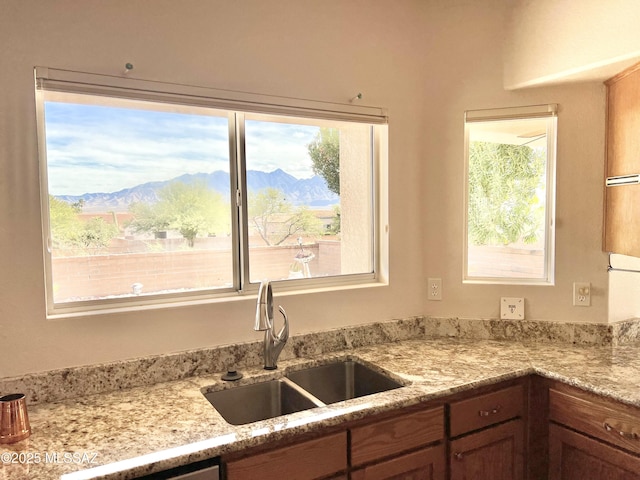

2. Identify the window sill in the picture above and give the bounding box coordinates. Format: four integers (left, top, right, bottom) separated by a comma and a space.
46, 277, 388, 320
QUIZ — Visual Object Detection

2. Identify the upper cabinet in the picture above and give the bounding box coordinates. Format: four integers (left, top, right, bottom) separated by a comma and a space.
604, 62, 640, 257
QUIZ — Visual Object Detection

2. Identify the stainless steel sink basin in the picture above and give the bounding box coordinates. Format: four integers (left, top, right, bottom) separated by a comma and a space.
286, 359, 403, 404
203, 380, 319, 425
203, 359, 405, 425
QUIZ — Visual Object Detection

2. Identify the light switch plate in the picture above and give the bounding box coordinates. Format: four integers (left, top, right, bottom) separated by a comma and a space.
501, 297, 524, 320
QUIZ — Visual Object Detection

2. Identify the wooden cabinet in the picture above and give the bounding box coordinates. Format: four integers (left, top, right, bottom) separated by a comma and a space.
222, 377, 640, 480
449, 384, 524, 437
225, 432, 347, 480
549, 424, 640, 480
223, 382, 524, 480
448, 384, 525, 480
604, 61, 640, 256
351, 444, 445, 480
450, 419, 524, 480
351, 406, 445, 480
549, 387, 640, 455
224, 406, 445, 480
547, 382, 640, 480
351, 406, 444, 468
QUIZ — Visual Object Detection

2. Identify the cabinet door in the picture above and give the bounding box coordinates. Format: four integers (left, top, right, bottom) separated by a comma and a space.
351, 444, 445, 480
549, 423, 640, 480
604, 63, 640, 256
606, 64, 640, 178
450, 419, 523, 480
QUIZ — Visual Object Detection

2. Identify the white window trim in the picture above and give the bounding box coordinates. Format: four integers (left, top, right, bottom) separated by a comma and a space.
35, 67, 388, 124
35, 67, 389, 318
462, 104, 558, 285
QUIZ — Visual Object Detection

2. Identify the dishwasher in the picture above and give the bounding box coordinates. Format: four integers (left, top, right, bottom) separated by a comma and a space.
134, 458, 220, 480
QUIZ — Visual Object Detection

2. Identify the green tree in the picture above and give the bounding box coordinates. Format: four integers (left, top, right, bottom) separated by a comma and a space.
71, 199, 85, 213
467, 141, 545, 246
49, 196, 118, 249
248, 187, 322, 245
128, 201, 171, 236
308, 127, 340, 195
128, 180, 229, 247
328, 205, 341, 235
49, 196, 82, 247
75, 217, 119, 248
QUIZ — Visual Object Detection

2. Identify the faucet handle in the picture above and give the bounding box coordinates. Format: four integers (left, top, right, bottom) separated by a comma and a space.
274, 305, 289, 342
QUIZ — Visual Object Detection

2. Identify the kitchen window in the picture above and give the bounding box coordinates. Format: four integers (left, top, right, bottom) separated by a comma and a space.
35, 68, 388, 316
463, 104, 557, 285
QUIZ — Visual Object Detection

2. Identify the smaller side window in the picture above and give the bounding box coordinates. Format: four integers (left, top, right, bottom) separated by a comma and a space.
463, 105, 557, 284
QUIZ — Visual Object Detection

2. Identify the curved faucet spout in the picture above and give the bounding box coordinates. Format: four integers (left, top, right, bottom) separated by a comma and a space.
255, 281, 289, 370
255, 281, 273, 332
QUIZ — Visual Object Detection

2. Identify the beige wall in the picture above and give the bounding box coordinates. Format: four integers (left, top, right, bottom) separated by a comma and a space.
0, 0, 614, 377
504, 0, 640, 88
419, 0, 609, 325
504, 0, 640, 322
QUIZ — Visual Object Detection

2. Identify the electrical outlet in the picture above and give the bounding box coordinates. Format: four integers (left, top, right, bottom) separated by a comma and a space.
428, 278, 442, 301
573, 282, 591, 307
501, 297, 524, 320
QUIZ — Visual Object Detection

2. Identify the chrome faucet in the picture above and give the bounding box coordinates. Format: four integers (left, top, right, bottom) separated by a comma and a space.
254, 281, 289, 370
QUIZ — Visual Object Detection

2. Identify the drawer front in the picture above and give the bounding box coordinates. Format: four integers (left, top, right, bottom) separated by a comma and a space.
449, 384, 523, 437
351, 444, 445, 480
351, 406, 445, 468
549, 388, 640, 456
225, 432, 347, 480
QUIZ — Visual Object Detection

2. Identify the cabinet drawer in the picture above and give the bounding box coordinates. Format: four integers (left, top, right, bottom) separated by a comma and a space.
549, 388, 640, 456
225, 432, 347, 480
351, 406, 444, 467
351, 444, 445, 480
449, 384, 523, 437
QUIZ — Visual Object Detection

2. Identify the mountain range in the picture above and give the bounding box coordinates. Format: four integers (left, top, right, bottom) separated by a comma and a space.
56, 169, 339, 213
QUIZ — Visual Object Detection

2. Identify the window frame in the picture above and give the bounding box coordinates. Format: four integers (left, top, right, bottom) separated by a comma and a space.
35, 67, 389, 317
462, 104, 558, 285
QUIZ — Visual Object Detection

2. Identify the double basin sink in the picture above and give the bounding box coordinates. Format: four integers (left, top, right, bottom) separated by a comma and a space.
203, 359, 405, 425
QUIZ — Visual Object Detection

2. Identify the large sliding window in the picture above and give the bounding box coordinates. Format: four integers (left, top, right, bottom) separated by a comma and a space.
35, 68, 387, 316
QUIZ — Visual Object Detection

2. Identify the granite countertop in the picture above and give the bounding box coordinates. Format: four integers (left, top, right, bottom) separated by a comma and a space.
1, 337, 639, 480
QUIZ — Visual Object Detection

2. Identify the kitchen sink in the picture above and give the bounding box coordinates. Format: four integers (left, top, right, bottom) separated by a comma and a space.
203, 380, 320, 426
203, 359, 405, 425
285, 359, 404, 404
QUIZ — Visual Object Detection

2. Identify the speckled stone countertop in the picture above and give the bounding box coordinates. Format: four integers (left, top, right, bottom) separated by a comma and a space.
1, 337, 639, 480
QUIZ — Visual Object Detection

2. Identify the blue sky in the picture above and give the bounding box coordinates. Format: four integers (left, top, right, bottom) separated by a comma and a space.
44, 101, 319, 196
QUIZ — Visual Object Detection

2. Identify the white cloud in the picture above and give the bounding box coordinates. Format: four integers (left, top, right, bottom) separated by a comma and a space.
45, 101, 321, 195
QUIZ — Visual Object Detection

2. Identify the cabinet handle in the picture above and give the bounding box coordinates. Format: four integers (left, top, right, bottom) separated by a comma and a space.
478, 405, 501, 417
454, 452, 464, 461
603, 422, 640, 440
606, 174, 640, 187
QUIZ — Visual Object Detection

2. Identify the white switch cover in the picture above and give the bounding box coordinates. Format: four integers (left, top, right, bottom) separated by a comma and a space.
501, 297, 524, 320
